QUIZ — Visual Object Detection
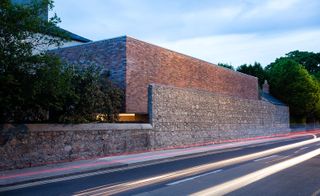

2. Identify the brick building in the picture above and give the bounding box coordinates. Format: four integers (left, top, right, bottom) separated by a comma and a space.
53, 36, 259, 116
1, 36, 290, 169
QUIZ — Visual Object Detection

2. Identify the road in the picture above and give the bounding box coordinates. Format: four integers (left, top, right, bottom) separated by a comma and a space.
2, 134, 320, 196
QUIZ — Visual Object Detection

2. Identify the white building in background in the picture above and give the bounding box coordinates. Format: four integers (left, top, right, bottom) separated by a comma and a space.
11, 0, 91, 49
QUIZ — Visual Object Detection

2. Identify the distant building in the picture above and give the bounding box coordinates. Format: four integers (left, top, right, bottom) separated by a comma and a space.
11, 0, 91, 48
51, 28, 91, 48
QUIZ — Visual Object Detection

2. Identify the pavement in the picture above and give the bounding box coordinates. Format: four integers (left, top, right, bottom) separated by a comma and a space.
1, 130, 319, 189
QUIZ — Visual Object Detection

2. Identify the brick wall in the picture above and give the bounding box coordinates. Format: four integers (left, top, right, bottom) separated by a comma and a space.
149, 84, 289, 148
126, 36, 259, 113
51, 36, 127, 89
52, 36, 259, 114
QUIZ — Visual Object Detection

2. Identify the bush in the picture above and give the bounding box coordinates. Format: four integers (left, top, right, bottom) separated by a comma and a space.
0, 60, 124, 123
56, 65, 124, 123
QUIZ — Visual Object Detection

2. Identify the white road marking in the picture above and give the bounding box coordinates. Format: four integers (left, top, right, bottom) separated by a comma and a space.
294, 146, 309, 154
191, 148, 320, 196
265, 155, 290, 164
254, 155, 278, 162
166, 169, 223, 186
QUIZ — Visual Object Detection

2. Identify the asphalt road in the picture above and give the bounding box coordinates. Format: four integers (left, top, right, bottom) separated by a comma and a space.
2, 135, 320, 196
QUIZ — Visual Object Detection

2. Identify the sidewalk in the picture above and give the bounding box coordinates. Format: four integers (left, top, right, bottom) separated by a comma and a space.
1, 130, 319, 188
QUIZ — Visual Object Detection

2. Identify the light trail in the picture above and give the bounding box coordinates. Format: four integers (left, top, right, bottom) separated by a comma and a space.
166, 169, 222, 186
74, 135, 320, 195
294, 146, 309, 154
191, 147, 320, 196
253, 155, 278, 162
265, 155, 290, 164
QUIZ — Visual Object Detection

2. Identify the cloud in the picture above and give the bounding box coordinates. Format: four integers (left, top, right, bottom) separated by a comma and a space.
52, 0, 320, 41
51, 0, 320, 65
151, 28, 320, 67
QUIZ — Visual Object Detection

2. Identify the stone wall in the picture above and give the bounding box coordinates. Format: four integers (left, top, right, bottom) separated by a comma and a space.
0, 124, 152, 170
126, 36, 259, 113
0, 85, 290, 171
148, 84, 290, 148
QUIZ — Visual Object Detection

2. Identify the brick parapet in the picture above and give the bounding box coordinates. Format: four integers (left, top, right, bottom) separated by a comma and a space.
126, 36, 259, 113
52, 36, 260, 114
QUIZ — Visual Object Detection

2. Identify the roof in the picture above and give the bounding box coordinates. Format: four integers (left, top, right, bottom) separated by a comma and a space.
261, 92, 286, 106
59, 28, 91, 43
11, 0, 91, 43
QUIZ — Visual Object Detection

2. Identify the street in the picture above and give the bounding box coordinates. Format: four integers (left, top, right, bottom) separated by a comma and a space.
2, 134, 320, 196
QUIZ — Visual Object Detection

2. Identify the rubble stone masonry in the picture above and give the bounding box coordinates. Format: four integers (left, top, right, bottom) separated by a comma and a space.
0, 124, 152, 170
149, 84, 289, 148
0, 85, 289, 170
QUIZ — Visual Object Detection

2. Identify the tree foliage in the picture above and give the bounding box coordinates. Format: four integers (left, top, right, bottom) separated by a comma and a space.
0, 0, 67, 122
217, 63, 234, 70
0, 0, 67, 57
236, 62, 266, 88
0, 0, 123, 123
57, 66, 124, 123
285, 50, 320, 75
266, 58, 320, 120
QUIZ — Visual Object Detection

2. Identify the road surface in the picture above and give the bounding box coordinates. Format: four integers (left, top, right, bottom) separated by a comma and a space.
2, 134, 320, 196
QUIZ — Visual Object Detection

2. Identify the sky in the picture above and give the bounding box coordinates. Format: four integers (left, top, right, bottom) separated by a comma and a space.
51, 0, 320, 67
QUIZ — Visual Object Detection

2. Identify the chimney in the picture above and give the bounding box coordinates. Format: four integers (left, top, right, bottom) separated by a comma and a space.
262, 80, 269, 94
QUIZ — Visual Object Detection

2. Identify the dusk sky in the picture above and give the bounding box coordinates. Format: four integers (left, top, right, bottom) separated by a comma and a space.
51, 0, 320, 67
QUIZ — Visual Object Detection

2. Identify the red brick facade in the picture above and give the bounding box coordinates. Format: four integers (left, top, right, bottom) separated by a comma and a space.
53, 36, 259, 114
126, 37, 259, 113
52, 37, 127, 88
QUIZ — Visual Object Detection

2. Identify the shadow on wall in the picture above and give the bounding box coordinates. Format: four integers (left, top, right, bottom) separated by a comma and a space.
0, 124, 29, 146
290, 123, 320, 132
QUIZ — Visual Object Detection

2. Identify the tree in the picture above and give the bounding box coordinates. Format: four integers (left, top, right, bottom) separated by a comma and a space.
217, 63, 234, 70
0, 0, 70, 122
0, 0, 67, 57
285, 50, 320, 75
266, 58, 320, 122
0, 0, 124, 123
237, 62, 266, 88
